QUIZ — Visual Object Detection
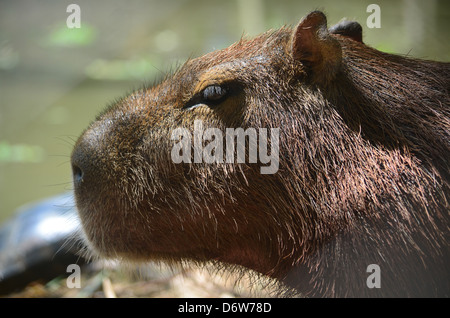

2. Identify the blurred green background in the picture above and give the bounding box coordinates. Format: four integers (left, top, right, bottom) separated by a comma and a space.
0, 0, 449, 223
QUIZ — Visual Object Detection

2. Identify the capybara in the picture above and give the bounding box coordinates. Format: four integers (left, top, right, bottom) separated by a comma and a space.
71, 11, 449, 297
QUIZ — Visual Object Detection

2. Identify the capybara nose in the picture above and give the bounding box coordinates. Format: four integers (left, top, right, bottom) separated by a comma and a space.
71, 140, 89, 189
72, 161, 84, 185
71, 133, 100, 190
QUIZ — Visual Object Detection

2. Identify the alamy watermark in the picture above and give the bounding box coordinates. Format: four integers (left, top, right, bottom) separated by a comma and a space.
366, 4, 381, 29
66, 264, 81, 288
66, 4, 81, 29
366, 264, 381, 289
170, 120, 280, 174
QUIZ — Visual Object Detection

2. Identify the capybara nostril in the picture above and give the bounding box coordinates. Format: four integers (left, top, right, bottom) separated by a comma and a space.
70, 133, 103, 191
71, 163, 84, 185
70, 139, 91, 188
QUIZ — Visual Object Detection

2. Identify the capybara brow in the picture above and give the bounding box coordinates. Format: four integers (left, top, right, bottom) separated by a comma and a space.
71, 11, 449, 297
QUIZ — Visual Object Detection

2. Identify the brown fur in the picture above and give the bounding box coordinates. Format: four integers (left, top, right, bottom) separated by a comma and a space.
71, 11, 449, 297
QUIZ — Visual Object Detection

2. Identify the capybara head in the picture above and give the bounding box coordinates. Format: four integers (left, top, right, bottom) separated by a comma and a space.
71, 11, 449, 297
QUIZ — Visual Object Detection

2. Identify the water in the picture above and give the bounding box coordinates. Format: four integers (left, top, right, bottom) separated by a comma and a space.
0, 0, 449, 222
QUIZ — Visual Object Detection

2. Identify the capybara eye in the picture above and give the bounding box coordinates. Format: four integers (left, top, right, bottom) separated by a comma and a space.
201, 85, 228, 102
183, 84, 229, 110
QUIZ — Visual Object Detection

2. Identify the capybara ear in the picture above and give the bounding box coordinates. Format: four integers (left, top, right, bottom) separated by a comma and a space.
329, 20, 363, 43
291, 11, 342, 83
